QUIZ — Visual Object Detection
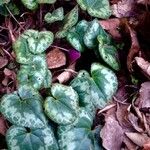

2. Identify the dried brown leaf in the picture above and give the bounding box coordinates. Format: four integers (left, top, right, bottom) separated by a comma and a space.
135, 57, 150, 79
135, 82, 150, 109
0, 56, 8, 69
111, 0, 136, 18
100, 115, 124, 150
99, 18, 122, 41
46, 48, 66, 69
56, 63, 76, 84
125, 132, 150, 147
127, 25, 140, 72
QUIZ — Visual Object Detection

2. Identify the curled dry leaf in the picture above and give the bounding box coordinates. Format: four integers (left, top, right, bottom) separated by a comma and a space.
0, 56, 8, 69
135, 82, 150, 109
46, 48, 66, 69
57, 63, 76, 84
135, 57, 150, 79
111, 0, 136, 18
125, 132, 150, 147
137, 0, 150, 5
99, 18, 122, 41
127, 25, 140, 72
0, 116, 8, 136
100, 115, 124, 150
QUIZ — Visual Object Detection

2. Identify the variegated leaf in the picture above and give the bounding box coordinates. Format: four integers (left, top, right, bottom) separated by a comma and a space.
67, 20, 88, 52
0, 85, 47, 128
56, 6, 78, 38
13, 30, 54, 64
44, 7, 64, 24
21, 0, 38, 10
6, 125, 58, 150
83, 19, 100, 49
91, 63, 118, 101
17, 55, 49, 90
21, 0, 56, 10
38, 0, 56, 4
98, 44, 120, 71
58, 127, 101, 150
71, 63, 118, 108
44, 84, 79, 125
77, 0, 111, 19
22, 30, 54, 54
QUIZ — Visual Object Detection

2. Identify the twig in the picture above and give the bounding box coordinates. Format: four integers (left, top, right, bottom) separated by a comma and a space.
5, 5, 25, 31
50, 45, 69, 52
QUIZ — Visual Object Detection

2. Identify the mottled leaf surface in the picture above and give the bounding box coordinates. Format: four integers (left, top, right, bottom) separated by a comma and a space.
56, 6, 78, 38
44, 84, 79, 125
17, 55, 49, 90
71, 63, 118, 108
77, 0, 111, 19
6, 125, 58, 150
44, 7, 64, 24
0, 85, 47, 128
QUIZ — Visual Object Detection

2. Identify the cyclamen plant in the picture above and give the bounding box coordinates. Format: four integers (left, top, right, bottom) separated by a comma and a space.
0, 1, 120, 150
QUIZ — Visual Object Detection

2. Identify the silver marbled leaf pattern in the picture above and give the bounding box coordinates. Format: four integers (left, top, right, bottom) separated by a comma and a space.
6, 125, 59, 150
0, 85, 47, 128
44, 7, 64, 24
71, 63, 118, 108
56, 5, 78, 38
77, 0, 111, 19
44, 84, 79, 125
17, 54, 48, 90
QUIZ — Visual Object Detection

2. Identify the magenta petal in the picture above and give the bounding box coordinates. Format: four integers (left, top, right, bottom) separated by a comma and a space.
68, 49, 81, 63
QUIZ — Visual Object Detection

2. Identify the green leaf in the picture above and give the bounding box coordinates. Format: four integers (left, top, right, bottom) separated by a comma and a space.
0, 85, 47, 128
71, 63, 118, 108
42, 69, 52, 89
22, 30, 54, 54
13, 30, 54, 64
6, 125, 58, 150
98, 44, 120, 71
70, 70, 94, 110
17, 55, 50, 90
91, 63, 118, 101
44, 7, 64, 24
38, 0, 56, 4
77, 0, 111, 19
44, 84, 79, 125
0, 2, 19, 16
21, 0, 38, 10
56, 5, 78, 38
0, 0, 10, 5
83, 19, 100, 49
21, 0, 56, 10
58, 127, 101, 150
67, 20, 88, 52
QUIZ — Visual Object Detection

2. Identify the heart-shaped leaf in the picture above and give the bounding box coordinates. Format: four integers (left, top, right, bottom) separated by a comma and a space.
67, 20, 88, 52
6, 125, 58, 150
13, 30, 54, 64
44, 84, 79, 125
58, 127, 101, 150
17, 55, 50, 89
0, 85, 47, 128
56, 6, 78, 38
23, 30, 54, 54
77, 0, 111, 19
71, 63, 118, 108
44, 7, 64, 24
